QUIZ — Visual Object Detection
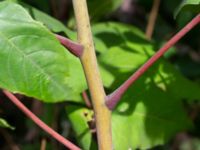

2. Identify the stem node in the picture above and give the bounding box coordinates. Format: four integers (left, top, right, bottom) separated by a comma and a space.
56, 34, 83, 57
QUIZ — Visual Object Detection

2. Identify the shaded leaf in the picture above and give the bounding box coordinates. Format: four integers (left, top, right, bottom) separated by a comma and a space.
88, 0, 123, 21
92, 22, 154, 87
175, 0, 200, 18
21, 2, 77, 40
92, 22, 147, 54
94, 22, 200, 149
112, 82, 192, 149
110, 61, 194, 149
175, 56, 200, 78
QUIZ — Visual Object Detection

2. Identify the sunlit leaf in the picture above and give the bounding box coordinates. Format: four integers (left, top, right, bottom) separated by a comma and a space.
0, 1, 86, 102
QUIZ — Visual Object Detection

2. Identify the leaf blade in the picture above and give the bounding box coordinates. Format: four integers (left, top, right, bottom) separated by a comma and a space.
0, 1, 86, 102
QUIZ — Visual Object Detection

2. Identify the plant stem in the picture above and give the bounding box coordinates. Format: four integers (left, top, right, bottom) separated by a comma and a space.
56, 34, 83, 57
106, 13, 200, 110
145, 0, 160, 40
72, 0, 112, 149
82, 91, 92, 108
40, 138, 47, 150
2, 90, 81, 150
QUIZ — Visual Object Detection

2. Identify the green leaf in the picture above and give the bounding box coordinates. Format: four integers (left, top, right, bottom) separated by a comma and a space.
0, 118, 15, 130
110, 61, 195, 150
175, 0, 200, 18
92, 22, 154, 87
0, 1, 86, 102
66, 105, 97, 150
21, 2, 76, 40
112, 81, 192, 150
94, 22, 200, 149
21, 0, 50, 14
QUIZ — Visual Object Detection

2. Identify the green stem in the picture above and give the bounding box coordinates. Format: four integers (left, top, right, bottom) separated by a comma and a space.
72, 0, 112, 149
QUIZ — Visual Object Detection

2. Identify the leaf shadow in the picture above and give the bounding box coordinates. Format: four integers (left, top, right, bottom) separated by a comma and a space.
100, 45, 191, 148
94, 24, 151, 54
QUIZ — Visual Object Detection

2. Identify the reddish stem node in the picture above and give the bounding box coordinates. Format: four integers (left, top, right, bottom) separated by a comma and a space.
56, 34, 83, 57
2, 90, 81, 150
106, 13, 200, 110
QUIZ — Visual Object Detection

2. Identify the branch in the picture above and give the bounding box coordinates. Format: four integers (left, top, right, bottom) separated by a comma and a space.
72, 0, 112, 149
2, 90, 81, 150
56, 34, 83, 57
145, 0, 160, 40
106, 13, 200, 110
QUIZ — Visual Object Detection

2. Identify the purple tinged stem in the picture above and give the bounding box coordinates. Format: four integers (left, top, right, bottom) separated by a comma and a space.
106, 14, 200, 110
2, 90, 81, 150
56, 34, 83, 57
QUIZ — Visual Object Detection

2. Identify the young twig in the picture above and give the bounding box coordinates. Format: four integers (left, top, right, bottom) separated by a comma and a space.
106, 14, 200, 110
145, 0, 160, 40
82, 91, 92, 108
2, 90, 81, 150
